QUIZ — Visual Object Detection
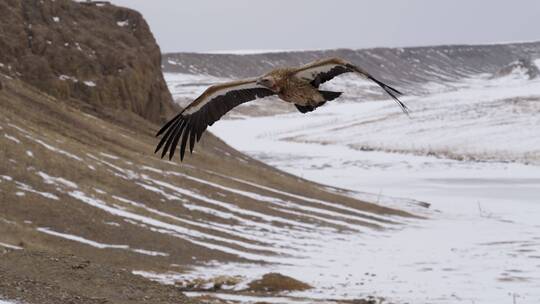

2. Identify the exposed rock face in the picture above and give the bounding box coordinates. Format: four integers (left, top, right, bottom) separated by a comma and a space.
0, 0, 174, 123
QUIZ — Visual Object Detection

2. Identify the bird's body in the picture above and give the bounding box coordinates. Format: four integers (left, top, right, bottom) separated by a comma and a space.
155, 57, 409, 161
267, 68, 326, 106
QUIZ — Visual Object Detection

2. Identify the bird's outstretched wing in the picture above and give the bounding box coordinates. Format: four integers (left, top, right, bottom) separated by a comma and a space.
155, 79, 275, 161
293, 57, 409, 114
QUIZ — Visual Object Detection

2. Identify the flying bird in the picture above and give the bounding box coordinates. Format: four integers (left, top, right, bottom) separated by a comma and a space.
155, 57, 408, 161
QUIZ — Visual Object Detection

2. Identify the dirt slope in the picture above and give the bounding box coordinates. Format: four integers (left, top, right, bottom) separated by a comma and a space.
0, 72, 413, 303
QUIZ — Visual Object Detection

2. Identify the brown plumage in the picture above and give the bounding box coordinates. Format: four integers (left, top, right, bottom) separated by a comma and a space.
155, 57, 409, 161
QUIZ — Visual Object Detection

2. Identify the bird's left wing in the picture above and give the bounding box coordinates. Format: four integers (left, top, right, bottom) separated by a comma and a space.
155, 78, 275, 161
293, 57, 409, 114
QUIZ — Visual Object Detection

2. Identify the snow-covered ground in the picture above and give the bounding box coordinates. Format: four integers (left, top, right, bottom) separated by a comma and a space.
165, 67, 540, 303
209, 69, 540, 164
165, 72, 226, 101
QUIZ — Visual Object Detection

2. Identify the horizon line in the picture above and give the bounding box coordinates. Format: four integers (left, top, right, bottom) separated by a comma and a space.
162, 39, 540, 56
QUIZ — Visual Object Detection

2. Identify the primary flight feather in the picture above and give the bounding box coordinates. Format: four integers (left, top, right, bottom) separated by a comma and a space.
155, 57, 409, 161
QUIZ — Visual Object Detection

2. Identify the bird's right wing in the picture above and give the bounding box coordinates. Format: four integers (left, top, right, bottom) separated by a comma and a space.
155, 79, 275, 161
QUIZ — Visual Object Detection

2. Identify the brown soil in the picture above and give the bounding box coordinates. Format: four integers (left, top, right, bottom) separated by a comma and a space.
246, 273, 312, 292
0, 249, 195, 304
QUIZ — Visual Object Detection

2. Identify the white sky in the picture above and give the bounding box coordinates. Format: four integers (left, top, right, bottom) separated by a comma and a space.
109, 0, 540, 53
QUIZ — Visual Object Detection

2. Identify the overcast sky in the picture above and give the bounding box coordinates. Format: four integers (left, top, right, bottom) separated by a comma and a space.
109, 0, 540, 53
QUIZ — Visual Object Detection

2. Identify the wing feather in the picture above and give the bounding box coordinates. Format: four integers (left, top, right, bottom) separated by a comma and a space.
155, 79, 275, 161
156, 112, 181, 137
155, 118, 181, 155
294, 58, 352, 87
189, 114, 199, 153
168, 120, 186, 159
179, 125, 190, 161
161, 119, 183, 159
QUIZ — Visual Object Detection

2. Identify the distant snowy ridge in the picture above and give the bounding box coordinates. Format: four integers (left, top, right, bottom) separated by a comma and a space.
163, 41, 540, 91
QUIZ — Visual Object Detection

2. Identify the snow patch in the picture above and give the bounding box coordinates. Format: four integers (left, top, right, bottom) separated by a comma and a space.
99, 152, 119, 160
37, 227, 129, 249
36, 227, 169, 256
24, 135, 82, 161
534, 58, 540, 71
104, 221, 120, 227
58, 74, 78, 82
0, 299, 20, 304
15, 181, 59, 201
116, 20, 129, 27
7, 123, 31, 135
37, 171, 78, 189
94, 188, 106, 194
4, 134, 20, 144
131, 249, 169, 257
0, 242, 23, 250
141, 166, 164, 174
132, 270, 178, 285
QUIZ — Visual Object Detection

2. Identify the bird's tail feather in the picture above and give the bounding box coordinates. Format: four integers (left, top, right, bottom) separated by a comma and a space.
319, 90, 342, 101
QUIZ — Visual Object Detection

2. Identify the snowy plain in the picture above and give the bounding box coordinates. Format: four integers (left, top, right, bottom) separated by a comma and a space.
164, 64, 540, 304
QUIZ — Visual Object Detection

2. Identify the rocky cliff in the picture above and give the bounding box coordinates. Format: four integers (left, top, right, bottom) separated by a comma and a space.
0, 0, 174, 123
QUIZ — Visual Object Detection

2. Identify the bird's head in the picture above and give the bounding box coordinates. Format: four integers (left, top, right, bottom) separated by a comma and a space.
256, 76, 278, 92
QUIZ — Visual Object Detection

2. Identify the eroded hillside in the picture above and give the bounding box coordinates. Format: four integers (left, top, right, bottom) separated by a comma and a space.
0, 61, 413, 304
0, 1, 416, 303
